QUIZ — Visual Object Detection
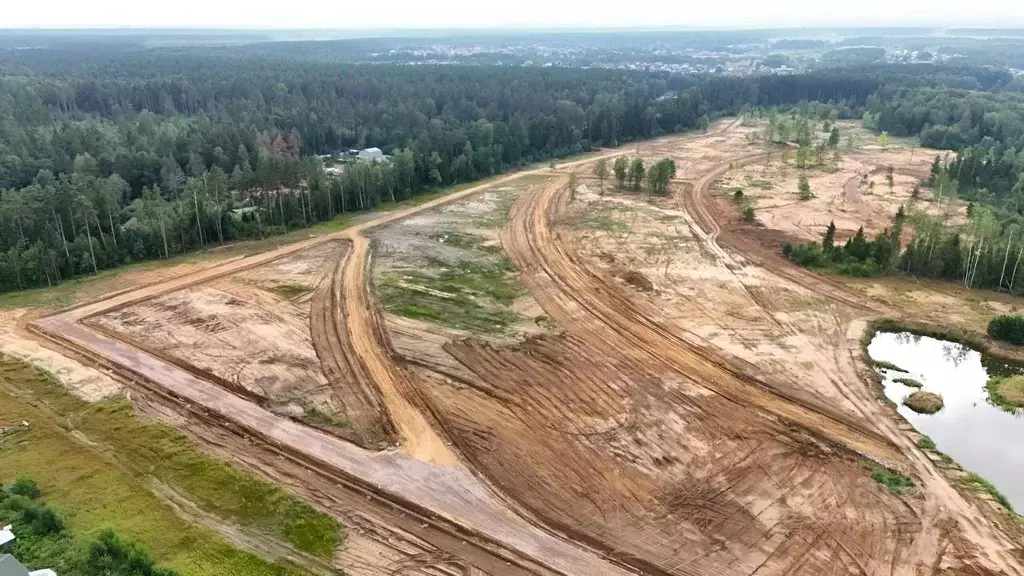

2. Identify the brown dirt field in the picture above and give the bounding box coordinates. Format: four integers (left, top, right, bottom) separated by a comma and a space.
85, 241, 357, 438
20, 119, 1024, 576
716, 147, 959, 245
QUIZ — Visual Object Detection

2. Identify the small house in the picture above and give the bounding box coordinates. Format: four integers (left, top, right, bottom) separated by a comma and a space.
357, 148, 385, 163
0, 554, 57, 576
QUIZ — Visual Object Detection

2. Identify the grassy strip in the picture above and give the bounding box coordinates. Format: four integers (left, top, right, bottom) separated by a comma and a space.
0, 357, 341, 559
868, 465, 915, 495
963, 473, 1014, 513
985, 375, 1024, 414
871, 359, 907, 373
893, 377, 923, 388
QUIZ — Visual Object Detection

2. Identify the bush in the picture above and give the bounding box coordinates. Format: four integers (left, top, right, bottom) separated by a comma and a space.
870, 467, 915, 495
904, 391, 944, 414
742, 206, 756, 222
20, 505, 66, 537
916, 435, 937, 451
732, 189, 745, 203
987, 314, 1024, 345
9, 477, 40, 499
84, 529, 177, 576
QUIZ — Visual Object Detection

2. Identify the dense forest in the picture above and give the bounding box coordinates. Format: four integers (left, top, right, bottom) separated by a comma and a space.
0, 38, 1019, 291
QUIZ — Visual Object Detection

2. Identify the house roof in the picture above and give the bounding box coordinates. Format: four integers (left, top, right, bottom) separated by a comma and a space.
0, 527, 14, 547
0, 554, 29, 576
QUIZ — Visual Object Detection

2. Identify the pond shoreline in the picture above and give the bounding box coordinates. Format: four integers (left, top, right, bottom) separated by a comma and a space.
859, 318, 1023, 520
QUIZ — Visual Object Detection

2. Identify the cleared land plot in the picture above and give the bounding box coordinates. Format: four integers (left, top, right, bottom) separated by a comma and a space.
87, 241, 349, 432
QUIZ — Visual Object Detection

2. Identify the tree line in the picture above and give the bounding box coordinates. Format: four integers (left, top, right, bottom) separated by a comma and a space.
0, 45, 1011, 291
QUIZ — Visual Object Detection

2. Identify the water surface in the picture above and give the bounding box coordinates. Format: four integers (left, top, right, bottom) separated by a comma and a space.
867, 331, 1024, 513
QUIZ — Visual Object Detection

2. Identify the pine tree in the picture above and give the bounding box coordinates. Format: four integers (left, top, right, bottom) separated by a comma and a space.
822, 221, 837, 251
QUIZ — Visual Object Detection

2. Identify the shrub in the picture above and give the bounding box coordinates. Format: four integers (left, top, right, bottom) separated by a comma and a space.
732, 189, 744, 203
9, 477, 40, 499
916, 435, 937, 451
904, 391, 944, 414
85, 529, 178, 576
870, 467, 915, 495
987, 314, 1024, 345
20, 505, 66, 536
742, 206, 756, 222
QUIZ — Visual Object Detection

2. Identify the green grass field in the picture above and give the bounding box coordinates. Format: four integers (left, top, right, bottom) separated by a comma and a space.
0, 356, 342, 575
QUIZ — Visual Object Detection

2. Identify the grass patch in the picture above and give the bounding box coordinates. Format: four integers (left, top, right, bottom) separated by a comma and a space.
916, 435, 937, 451
893, 377, 923, 388
747, 178, 774, 189
985, 375, 1024, 414
267, 283, 313, 300
299, 405, 350, 429
0, 358, 341, 561
378, 257, 525, 334
963, 472, 1014, 513
903, 390, 944, 414
869, 466, 915, 495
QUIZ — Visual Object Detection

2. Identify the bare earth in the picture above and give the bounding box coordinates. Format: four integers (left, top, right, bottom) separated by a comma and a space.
17, 120, 1024, 576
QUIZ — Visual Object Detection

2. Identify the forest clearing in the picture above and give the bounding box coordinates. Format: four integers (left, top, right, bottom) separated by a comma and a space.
4, 118, 1023, 576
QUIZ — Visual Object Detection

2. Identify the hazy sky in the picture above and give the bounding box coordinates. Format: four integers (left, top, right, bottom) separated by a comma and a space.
2, 0, 1022, 30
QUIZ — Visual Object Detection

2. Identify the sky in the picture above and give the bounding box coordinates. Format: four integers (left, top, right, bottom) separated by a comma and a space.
2, 0, 1023, 30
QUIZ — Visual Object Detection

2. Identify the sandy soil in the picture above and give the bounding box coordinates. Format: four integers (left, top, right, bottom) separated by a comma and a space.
20, 119, 1024, 576
86, 241, 350, 432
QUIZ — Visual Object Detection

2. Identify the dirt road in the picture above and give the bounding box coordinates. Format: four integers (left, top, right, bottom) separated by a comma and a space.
27, 119, 1024, 576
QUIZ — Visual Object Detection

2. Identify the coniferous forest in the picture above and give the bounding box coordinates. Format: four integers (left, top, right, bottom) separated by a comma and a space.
1, 37, 1023, 292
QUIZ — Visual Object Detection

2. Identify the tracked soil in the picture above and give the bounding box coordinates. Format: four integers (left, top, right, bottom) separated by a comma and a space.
24, 121, 1024, 576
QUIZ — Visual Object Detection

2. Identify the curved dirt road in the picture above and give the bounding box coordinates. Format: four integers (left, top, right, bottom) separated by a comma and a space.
680, 147, 1024, 575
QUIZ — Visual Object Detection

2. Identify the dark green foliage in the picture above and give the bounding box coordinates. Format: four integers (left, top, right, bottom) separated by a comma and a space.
783, 210, 903, 277
84, 530, 177, 576
916, 435, 937, 451
629, 158, 646, 191
732, 189, 745, 203
646, 159, 677, 194
741, 206, 756, 222
987, 314, 1024, 345
869, 466, 915, 495
613, 157, 629, 189
797, 175, 813, 200
0, 477, 175, 576
822, 221, 836, 251
9, 477, 40, 499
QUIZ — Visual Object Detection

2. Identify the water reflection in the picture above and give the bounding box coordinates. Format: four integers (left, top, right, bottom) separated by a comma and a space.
868, 331, 1024, 514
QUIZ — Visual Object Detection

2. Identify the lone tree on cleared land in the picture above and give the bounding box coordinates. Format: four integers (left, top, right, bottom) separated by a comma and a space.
613, 157, 629, 189
568, 172, 578, 200
798, 175, 813, 200
886, 166, 895, 194
594, 159, 609, 194
629, 158, 645, 191
646, 158, 677, 195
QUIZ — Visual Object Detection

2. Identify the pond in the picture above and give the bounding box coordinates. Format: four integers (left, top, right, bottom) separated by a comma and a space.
867, 331, 1024, 514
